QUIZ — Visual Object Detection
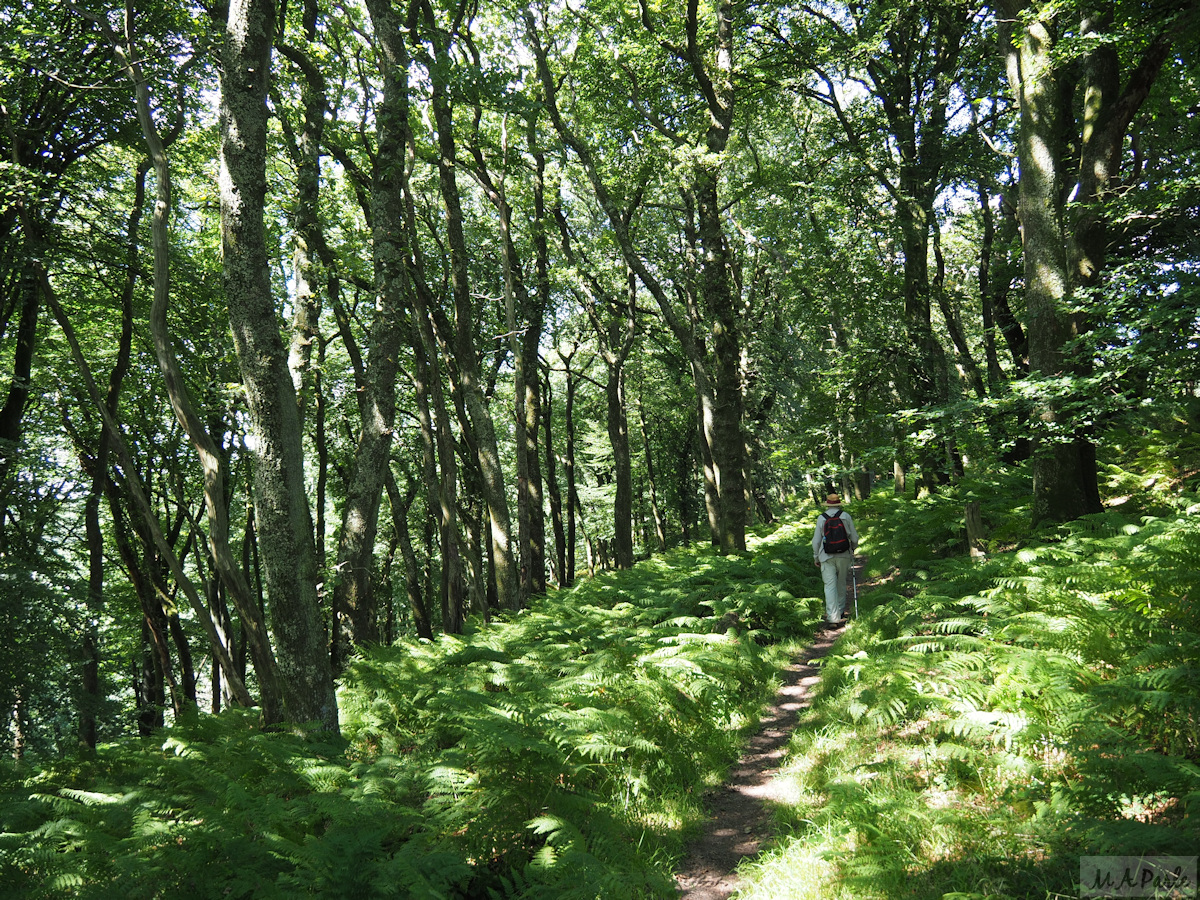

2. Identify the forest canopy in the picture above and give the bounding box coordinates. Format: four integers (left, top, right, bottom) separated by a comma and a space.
1, 0, 1198, 753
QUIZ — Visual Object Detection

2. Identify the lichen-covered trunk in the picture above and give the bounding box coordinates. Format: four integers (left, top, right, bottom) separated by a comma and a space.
108, 21, 285, 720
334, 0, 410, 663
694, 170, 746, 554
218, 0, 336, 730
687, 0, 747, 553
1002, 4, 1094, 525
281, 31, 325, 424
499, 195, 536, 598
690, 355, 722, 546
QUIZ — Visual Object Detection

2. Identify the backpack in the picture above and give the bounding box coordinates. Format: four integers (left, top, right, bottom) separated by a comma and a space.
822, 510, 850, 555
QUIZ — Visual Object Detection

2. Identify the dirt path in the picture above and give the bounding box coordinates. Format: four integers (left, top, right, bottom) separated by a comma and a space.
673, 560, 866, 899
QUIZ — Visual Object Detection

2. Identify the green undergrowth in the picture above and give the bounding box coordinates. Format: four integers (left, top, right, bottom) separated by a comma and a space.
0, 516, 825, 899
735, 461, 1200, 899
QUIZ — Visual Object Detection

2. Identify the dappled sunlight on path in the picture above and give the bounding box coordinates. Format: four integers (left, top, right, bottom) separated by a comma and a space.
672, 556, 868, 899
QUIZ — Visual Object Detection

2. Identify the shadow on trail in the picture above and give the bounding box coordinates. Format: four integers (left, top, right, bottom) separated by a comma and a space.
675, 557, 871, 900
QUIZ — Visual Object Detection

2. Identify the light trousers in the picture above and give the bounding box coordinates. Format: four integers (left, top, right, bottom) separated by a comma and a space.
820, 555, 852, 623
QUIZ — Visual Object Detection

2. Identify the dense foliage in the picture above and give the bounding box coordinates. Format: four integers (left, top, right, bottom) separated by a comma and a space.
0, 0, 1198, 894
3, 428, 1199, 896
1, 0, 1197, 749
739, 439, 1200, 899
0, 523, 821, 898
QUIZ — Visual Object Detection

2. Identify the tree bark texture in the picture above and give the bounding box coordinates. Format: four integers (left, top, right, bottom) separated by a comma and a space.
687, 0, 747, 553
335, 0, 411, 663
218, 0, 336, 729
1001, 1, 1099, 524
90, 4, 288, 721
278, 36, 326, 424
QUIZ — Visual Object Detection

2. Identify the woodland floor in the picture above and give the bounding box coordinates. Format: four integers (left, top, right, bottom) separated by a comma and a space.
672, 558, 868, 899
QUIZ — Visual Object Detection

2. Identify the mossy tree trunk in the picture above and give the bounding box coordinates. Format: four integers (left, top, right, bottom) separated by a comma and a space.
216, 0, 336, 730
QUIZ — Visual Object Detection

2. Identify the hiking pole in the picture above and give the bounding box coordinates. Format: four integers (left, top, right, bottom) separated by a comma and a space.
852, 568, 858, 618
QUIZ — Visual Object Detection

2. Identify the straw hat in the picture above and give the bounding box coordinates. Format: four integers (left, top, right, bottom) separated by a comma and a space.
825, 493, 843, 506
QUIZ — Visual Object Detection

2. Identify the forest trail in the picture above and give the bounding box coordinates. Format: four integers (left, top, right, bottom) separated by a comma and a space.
672, 557, 869, 899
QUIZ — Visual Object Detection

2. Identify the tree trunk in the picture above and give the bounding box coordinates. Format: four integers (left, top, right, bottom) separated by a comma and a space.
166, 605, 198, 706
687, 0, 746, 553
965, 500, 987, 557
1002, 3, 1168, 521
1001, 2, 1096, 525
637, 394, 667, 551
210, 577, 234, 714
422, 8, 518, 612
399, 126, 464, 631
277, 16, 326, 422
0, 273, 38, 487
105, 482, 180, 724
78, 0, 284, 717
81, 1, 278, 717
217, 0, 336, 729
526, 4, 749, 554
525, 134, 551, 595
313, 368, 328, 572
606, 363, 635, 568
694, 171, 748, 555
80, 452, 106, 749
932, 224, 987, 399
990, 192, 1029, 374
385, 472, 433, 641
44, 278, 252, 709
564, 350, 580, 586
116, 16, 287, 721
553, 200, 637, 569
79, 622, 99, 749
693, 359, 722, 545
414, 286, 465, 632
977, 181, 1007, 390
335, 0, 411, 663
137, 618, 166, 734
542, 363, 568, 586
679, 459, 695, 545
498, 184, 534, 601
461, 491, 487, 624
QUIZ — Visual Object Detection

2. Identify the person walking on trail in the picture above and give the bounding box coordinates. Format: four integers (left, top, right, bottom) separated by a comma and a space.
812, 492, 859, 626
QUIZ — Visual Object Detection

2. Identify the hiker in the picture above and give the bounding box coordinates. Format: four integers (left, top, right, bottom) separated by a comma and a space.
812, 492, 859, 625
